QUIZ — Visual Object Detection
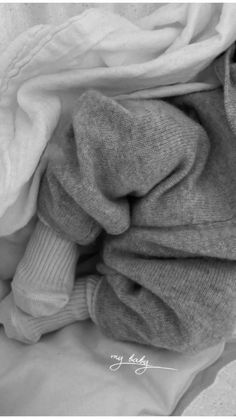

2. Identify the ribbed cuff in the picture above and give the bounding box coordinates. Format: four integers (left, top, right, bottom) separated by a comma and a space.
20, 279, 90, 343
0, 279, 99, 344
86, 275, 102, 324
13, 220, 79, 293
69, 279, 90, 321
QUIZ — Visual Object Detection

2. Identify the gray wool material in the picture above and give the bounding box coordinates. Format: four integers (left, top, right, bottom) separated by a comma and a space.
38, 43, 236, 353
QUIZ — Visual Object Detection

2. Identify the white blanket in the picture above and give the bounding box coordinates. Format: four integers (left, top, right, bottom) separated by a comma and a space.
0, 320, 228, 416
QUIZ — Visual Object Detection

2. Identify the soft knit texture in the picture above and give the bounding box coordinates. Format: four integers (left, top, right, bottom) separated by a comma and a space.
0, 5, 236, 239
0, 278, 93, 343
41, 46, 236, 353
12, 220, 79, 317
5, 43, 236, 353
2, 44, 236, 352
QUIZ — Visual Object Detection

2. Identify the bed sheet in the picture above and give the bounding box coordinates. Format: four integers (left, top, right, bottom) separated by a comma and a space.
0, 319, 229, 416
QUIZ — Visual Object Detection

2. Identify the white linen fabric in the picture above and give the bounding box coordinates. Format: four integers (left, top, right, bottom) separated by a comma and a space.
0, 320, 226, 416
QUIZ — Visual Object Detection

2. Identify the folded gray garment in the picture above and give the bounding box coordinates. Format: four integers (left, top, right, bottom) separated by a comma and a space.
38, 43, 236, 353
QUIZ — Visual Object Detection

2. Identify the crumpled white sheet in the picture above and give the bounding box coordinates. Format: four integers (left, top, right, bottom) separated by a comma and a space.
0, 3, 236, 237
0, 320, 226, 416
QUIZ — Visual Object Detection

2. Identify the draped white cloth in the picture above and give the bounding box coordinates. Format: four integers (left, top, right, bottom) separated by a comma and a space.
0, 320, 227, 415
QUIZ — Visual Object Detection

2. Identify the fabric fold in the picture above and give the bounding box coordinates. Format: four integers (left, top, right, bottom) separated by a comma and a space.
0, 4, 236, 236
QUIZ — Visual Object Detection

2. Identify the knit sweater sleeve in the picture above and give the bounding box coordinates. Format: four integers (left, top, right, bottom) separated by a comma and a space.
86, 81, 236, 353
38, 88, 236, 353
38, 91, 134, 244
38, 90, 200, 245
88, 241, 236, 353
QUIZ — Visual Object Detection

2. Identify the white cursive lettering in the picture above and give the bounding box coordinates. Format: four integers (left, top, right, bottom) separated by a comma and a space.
109, 353, 178, 375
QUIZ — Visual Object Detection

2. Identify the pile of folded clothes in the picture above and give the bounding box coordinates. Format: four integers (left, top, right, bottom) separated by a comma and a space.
0, 3, 236, 355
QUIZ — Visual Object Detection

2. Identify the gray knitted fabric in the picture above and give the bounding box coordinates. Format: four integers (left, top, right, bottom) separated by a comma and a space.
38, 43, 236, 353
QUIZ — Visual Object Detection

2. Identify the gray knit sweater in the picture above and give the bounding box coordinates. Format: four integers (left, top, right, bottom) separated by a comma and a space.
38, 44, 236, 353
